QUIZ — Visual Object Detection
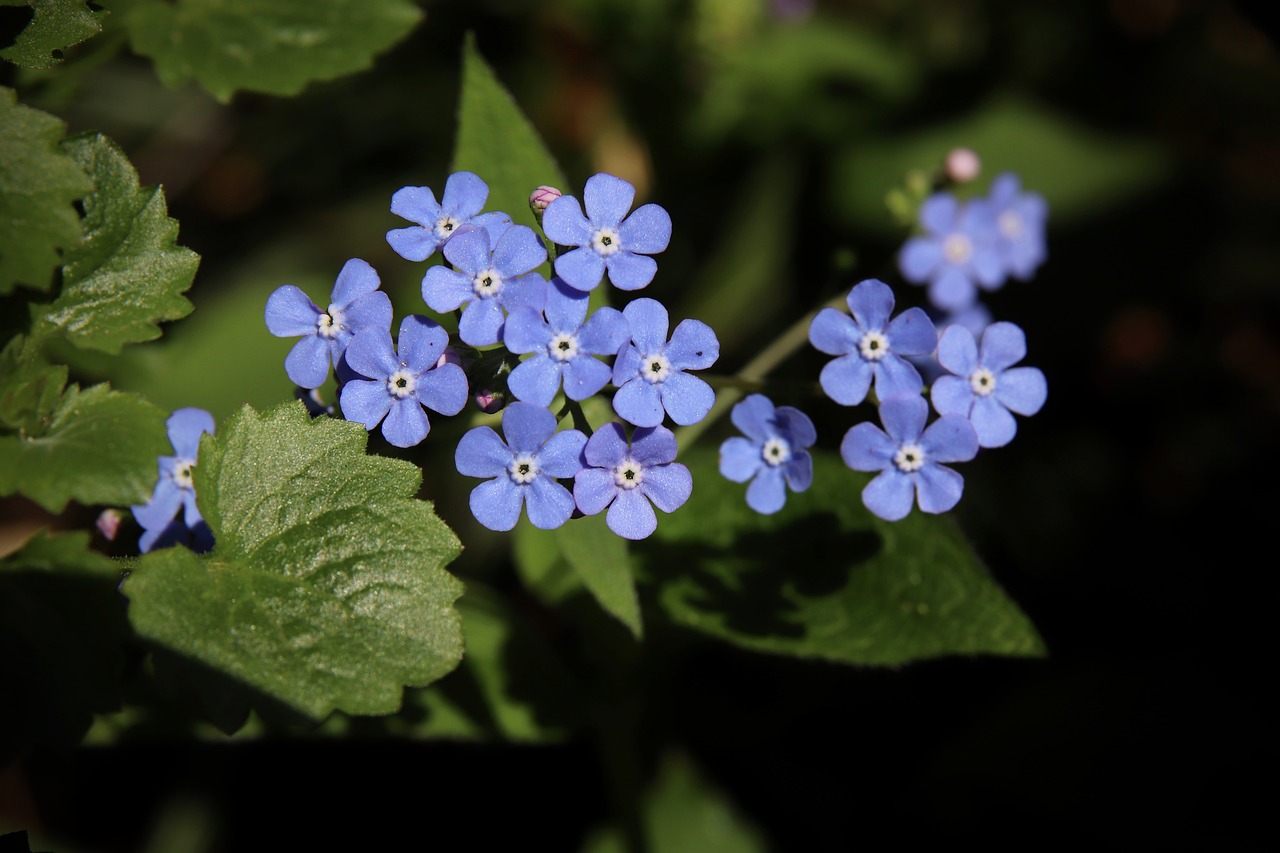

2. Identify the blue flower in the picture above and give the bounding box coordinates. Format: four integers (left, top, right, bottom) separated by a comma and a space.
573, 422, 692, 540
986, 173, 1047, 281
504, 278, 629, 407
132, 408, 216, 553
541, 173, 672, 292
841, 395, 978, 521
898, 193, 1004, 312
264, 258, 393, 389
421, 223, 548, 347
612, 298, 719, 427
455, 401, 587, 531
931, 322, 1047, 448
809, 279, 937, 406
718, 394, 815, 514
386, 171, 513, 261
340, 315, 469, 448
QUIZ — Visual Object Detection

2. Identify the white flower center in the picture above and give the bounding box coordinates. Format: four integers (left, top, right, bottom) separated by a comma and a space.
859, 330, 890, 361
509, 453, 539, 485
641, 353, 671, 384
473, 267, 504, 298
761, 437, 791, 467
591, 227, 622, 256
999, 210, 1023, 240
172, 458, 196, 490
548, 332, 580, 362
435, 214, 461, 240
943, 233, 972, 265
894, 443, 926, 473
613, 458, 645, 489
387, 368, 417, 399
970, 367, 997, 396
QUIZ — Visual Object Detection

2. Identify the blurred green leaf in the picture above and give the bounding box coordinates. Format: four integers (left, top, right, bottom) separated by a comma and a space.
558, 512, 642, 638
640, 450, 1044, 665
0, 0, 104, 70
453, 33, 569, 234
122, 402, 465, 719
123, 0, 423, 102
30, 133, 197, 354
0, 381, 168, 512
0, 335, 67, 430
583, 753, 767, 853
0, 86, 92, 293
830, 95, 1172, 231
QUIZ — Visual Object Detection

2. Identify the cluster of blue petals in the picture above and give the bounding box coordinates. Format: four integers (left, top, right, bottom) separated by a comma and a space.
133, 407, 216, 553
719, 395, 816, 515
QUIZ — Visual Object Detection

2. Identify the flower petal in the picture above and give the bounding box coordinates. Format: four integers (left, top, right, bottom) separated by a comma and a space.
784, 451, 813, 492
666, 319, 719, 371
840, 422, 895, 472
607, 488, 657, 540
397, 314, 448, 371
331, 258, 381, 307
862, 470, 915, 521
847, 279, 894, 332
980, 322, 1027, 371
440, 225, 492, 277
440, 171, 489, 218
919, 193, 959, 234
584, 422, 630, 468
339, 379, 393, 430
545, 278, 590, 331
604, 251, 658, 291
622, 298, 670, 354
659, 372, 715, 426
936, 324, 979, 376
808, 308, 857, 356
612, 379, 664, 428
538, 429, 588, 478
390, 185, 441, 225
383, 399, 430, 447
640, 461, 691, 513
525, 477, 575, 530
167, 408, 215, 458
994, 366, 1047, 416
508, 356, 562, 407
730, 394, 776, 442
458, 299, 505, 347
969, 396, 1017, 448
818, 354, 873, 406
343, 290, 393, 337
915, 464, 964, 514
342, 328, 398, 381
498, 273, 548, 314
456, 426, 513, 478
583, 173, 635, 227
470, 478, 523, 532
899, 237, 941, 283
503, 308, 550, 355
774, 406, 816, 449
542, 195, 592, 247
920, 413, 979, 463
878, 395, 928, 444
421, 266, 474, 313
386, 228, 435, 262
930, 375, 973, 418
746, 466, 787, 514
620, 203, 672, 254
553, 246, 606, 292
493, 224, 548, 277
873, 355, 925, 399
265, 285, 321, 337
574, 468, 618, 516
285, 334, 334, 389
885, 307, 938, 356
561, 357, 612, 401
417, 363, 469, 416
719, 436, 763, 483
629, 425, 678, 467
928, 268, 976, 313
577, 306, 628, 355
501, 401, 558, 453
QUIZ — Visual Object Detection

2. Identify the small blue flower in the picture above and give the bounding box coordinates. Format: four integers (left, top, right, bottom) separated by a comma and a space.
421, 223, 548, 347
264, 258, 393, 389
573, 422, 692, 540
986, 173, 1047, 281
899, 193, 1004, 312
612, 298, 719, 428
386, 171, 512, 261
541, 173, 672, 292
841, 395, 978, 521
809, 279, 937, 406
931, 322, 1047, 448
504, 278, 629, 407
132, 408, 216, 553
718, 394, 816, 514
340, 315, 469, 448
455, 401, 587, 531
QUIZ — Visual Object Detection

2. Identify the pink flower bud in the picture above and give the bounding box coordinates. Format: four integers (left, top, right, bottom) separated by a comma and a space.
529, 186, 562, 214
474, 389, 504, 414
96, 508, 124, 542
945, 148, 981, 184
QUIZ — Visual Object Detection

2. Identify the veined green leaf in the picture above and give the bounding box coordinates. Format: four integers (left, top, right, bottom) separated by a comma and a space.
0, 0, 104, 70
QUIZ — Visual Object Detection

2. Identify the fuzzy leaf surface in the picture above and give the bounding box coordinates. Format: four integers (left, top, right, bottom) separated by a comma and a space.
123, 0, 422, 101
30, 133, 197, 353
0, 335, 67, 430
0, 382, 168, 512
640, 450, 1044, 665
0, 0, 104, 69
122, 402, 465, 719
0, 86, 91, 293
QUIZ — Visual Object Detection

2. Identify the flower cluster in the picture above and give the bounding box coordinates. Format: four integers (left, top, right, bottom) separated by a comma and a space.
133, 408, 216, 553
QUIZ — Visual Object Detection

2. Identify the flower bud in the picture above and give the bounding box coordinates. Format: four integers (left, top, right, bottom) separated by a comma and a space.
529, 186, 562, 216
96, 508, 124, 541
945, 148, 981, 184
474, 389, 505, 414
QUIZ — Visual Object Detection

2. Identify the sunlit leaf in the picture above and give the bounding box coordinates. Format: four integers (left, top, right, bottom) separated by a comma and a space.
0, 0, 103, 70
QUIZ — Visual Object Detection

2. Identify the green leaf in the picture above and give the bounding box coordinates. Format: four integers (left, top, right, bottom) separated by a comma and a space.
583, 754, 767, 853
121, 402, 465, 719
123, 0, 423, 102
640, 450, 1044, 665
829, 95, 1171, 231
453, 34, 569, 234
557, 513, 643, 638
0, 0, 104, 69
0, 86, 92, 294
0, 381, 168, 512
0, 335, 67, 430
29, 133, 198, 354
0, 530, 130, 762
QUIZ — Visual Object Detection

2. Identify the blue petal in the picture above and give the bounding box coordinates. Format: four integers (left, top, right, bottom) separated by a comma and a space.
970, 396, 1017, 448
878, 395, 928, 444
493, 224, 548, 277
915, 464, 964, 514
383, 399, 430, 447
473, 211, 514, 245
808, 308, 857, 356
138, 517, 189, 553
862, 470, 915, 521
620, 203, 672, 254
545, 278, 590, 330
639, 461, 691, 513
167, 408, 215, 458
418, 363, 469, 416
919, 193, 959, 234
612, 379, 664, 428
499, 273, 548, 314
928, 268, 976, 313
899, 237, 941, 283
541, 195, 592, 247
390, 185, 441, 225
659, 372, 715, 426
503, 308, 550, 354
847, 279, 894, 332
574, 467, 618, 516
577, 306, 628, 355
840, 422, 895, 472
885, 307, 938, 356
343, 328, 398, 381
339, 379, 393, 430
421, 266, 474, 313
929, 375, 973, 418
605, 251, 658, 291
920, 414, 979, 463
994, 366, 1047, 416
612, 344, 642, 386
746, 466, 787, 514
344, 290, 393, 337
874, 355, 924, 399
470, 478, 524, 532
501, 401, 557, 453
622, 298, 670, 354
397, 314, 449, 371
538, 429, 588, 478
584, 422, 629, 468
971, 245, 1005, 289
440, 171, 489, 218
458, 299, 505, 347
719, 436, 763, 483
818, 354, 873, 406
285, 334, 333, 389
525, 477, 575, 530
774, 406, 816, 449
607, 488, 657, 540
265, 285, 320, 337
730, 394, 776, 443
180, 489, 204, 529
666, 319, 719, 371
583, 173, 635, 227
553, 247, 606, 292
387, 227, 436, 262
456, 426, 512, 478
980, 322, 1027, 371
440, 225, 492, 277
132, 478, 183, 531
331, 258, 381, 307
784, 451, 813, 492
561, 357, 612, 401
508, 356, 563, 407
936, 324, 979, 376
629, 424, 678, 467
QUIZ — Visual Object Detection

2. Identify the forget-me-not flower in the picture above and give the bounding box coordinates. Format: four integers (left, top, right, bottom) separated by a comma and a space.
931, 322, 1047, 448
809, 278, 937, 406
899, 193, 1004, 312
718, 394, 815, 514
612, 298, 719, 427
504, 278, 629, 406
455, 401, 587, 531
264, 258, 393, 389
386, 171, 512, 261
132, 407, 216, 553
340, 315, 469, 448
841, 395, 979, 521
541, 173, 672, 292
573, 422, 692, 540
421, 223, 548, 347
986, 173, 1047, 281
